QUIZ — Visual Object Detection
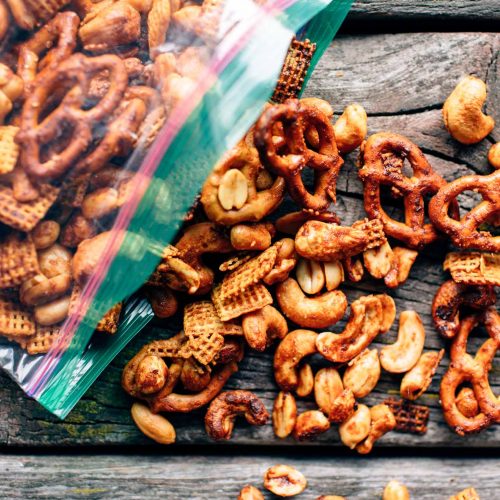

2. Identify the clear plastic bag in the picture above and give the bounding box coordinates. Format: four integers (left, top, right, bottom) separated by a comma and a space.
0, 0, 352, 418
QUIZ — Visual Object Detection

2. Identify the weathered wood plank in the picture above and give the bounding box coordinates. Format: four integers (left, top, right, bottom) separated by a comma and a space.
0, 454, 498, 499
0, 32, 498, 447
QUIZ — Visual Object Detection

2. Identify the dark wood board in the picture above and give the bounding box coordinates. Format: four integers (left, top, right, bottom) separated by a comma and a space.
0, 454, 498, 499
0, 32, 498, 448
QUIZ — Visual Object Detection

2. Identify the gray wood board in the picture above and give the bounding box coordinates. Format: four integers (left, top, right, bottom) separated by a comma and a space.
0, 32, 498, 447
0, 454, 498, 499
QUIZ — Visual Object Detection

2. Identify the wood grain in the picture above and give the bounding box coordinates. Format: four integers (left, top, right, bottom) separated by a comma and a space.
0, 454, 498, 499
0, 32, 498, 448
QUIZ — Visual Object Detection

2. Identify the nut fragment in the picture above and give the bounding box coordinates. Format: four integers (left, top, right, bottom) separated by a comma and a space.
296, 363, 314, 397
264, 465, 307, 497
443, 76, 495, 144
383, 480, 410, 500
363, 241, 394, 279
293, 410, 330, 441
338, 404, 371, 449
131, 402, 176, 445
273, 391, 297, 439
380, 311, 425, 374
488, 142, 500, 170
400, 349, 444, 400
238, 485, 265, 500
218, 168, 249, 211
343, 349, 381, 399
333, 103, 368, 154
449, 487, 480, 500
384, 247, 418, 288
355, 404, 396, 454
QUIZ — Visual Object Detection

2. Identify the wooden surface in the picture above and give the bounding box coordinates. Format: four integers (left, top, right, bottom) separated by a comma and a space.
0, 454, 498, 499
0, 31, 498, 449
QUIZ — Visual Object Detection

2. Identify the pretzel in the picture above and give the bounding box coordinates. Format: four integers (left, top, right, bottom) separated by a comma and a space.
0, 231, 39, 288
432, 280, 496, 339
17, 11, 79, 96
254, 99, 344, 213
200, 139, 285, 225
359, 132, 459, 249
444, 252, 500, 287
0, 126, 20, 175
16, 53, 128, 181
440, 307, 500, 435
429, 170, 500, 252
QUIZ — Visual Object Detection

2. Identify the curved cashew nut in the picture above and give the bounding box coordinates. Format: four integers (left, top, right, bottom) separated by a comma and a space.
175, 222, 233, 295
443, 76, 495, 144
273, 391, 297, 439
456, 387, 479, 418
204, 390, 269, 441
400, 349, 444, 400
383, 481, 410, 500
296, 363, 314, 398
334, 104, 368, 154
131, 402, 176, 445
230, 222, 275, 251
274, 329, 318, 391
292, 410, 330, 441
276, 278, 347, 329
339, 404, 371, 449
488, 142, 500, 170
355, 404, 396, 454
242, 305, 288, 352
150, 361, 239, 413
316, 294, 395, 363
343, 349, 381, 398
314, 367, 356, 423
380, 311, 426, 374
263, 238, 297, 285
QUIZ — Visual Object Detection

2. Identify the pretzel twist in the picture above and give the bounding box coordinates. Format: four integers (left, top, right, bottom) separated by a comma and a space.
359, 132, 459, 249
429, 170, 500, 252
16, 53, 128, 181
440, 307, 500, 435
254, 99, 343, 213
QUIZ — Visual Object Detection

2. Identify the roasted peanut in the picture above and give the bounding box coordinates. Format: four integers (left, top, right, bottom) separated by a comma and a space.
81, 187, 119, 219
218, 168, 249, 211
314, 367, 355, 423
31, 221, 60, 250
293, 410, 330, 440
276, 278, 347, 329
20, 274, 72, 307
488, 142, 500, 170
456, 387, 479, 418
380, 311, 426, 374
296, 259, 325, 294
131, 402, 176, 445
242, 305, 288, 352
264, 465, 307, 497
338, 404, 371, 449
38, 244, 72, 279
274, 329, 318, 391
135, 355, 169, 395
448, 487, 480, 500
400, 349, 444, 400
273, 391, 297, 439
363, 241, 394, 279
238, 485, 265, 500
230, 222, 275, 251
383, 480, 410, 500
334, 104, 368, 154
296, 363, 314, 398
343, 349, 381, 398
34, 295, 71, 326
355, 404, 396, 454
443, 76, 495, 144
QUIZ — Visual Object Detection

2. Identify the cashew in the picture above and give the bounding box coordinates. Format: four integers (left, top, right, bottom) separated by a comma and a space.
443, 76, 495, 144
276, 278, 347, 329
383, 480, 410, 500
131, 402, 176, 445
230, 222, 275, 251
316, 294, 395, 364
456, 387, 479, 418
296, 363, 314, 398
238, 486, 265, 500
380, 311, 426, 374
400, 349, 444, 400
264, 465, 307, 497
274, 330, 317, 391
31, 221, 60, 250
488, 142, 500, 170
242, 305, 288, 352
204, 390, 269, 441
338, 404, 371, 449
355, 404, 396, 454
334, 104, 368, 154
384, 247, 418, 289
363, 241, 394, 279
135, 355, 169, 395
218, 168, 249, 210
293, 410, 330, 441
180, 357, 211, 392
343, 349, 381, 398
314, 367, 355, 423
34, 295, 71, 326
273, 391, 297, 439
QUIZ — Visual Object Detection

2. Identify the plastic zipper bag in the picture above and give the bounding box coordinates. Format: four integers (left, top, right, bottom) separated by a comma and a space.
0, 0, 352, 418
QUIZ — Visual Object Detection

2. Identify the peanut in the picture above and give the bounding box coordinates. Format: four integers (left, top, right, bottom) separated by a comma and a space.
131, 402, 176, 444
383, 480, 410, 500
273, 391, 297, 439
296, 363, 314, 397
218, 168, 248, 210
238, 485, 264, 500
264, 465, 307, 497
135, 355, 168, 394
